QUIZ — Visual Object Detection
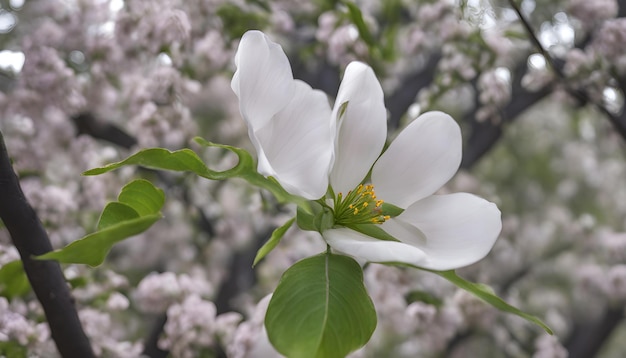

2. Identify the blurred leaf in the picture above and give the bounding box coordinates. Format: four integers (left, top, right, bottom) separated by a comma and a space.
36, 180, 164, 267
253, 217, 295, 267
344, 2, 375, 47
217, 3, 269, 40
0, 260, 30, 299
266, 252, 377, 358
0, 341, 27, 358
405, 290, 443, 307
435, 270, 553, 334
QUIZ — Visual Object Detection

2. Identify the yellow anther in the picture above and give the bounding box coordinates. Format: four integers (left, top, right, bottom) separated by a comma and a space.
334, 183, 389, 225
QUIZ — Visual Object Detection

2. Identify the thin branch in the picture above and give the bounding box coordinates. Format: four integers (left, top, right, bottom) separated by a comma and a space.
508, 0, 626, 141
0, 131, 95, 358
461, 61, 554, 169
566, 307, 624, 358
142, 314, 169, 358
71, 112, 137, 149
386, 54, 442, 130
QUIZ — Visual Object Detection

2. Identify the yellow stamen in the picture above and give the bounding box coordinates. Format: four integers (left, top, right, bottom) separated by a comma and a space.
334, 184, 389, 225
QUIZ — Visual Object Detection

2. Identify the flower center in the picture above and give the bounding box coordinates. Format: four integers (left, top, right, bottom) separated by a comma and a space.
333, 184, 390, 225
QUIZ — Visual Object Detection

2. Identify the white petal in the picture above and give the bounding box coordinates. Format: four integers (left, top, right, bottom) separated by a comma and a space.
252, 80, 333, 199
231, 30, 295, 130
382, 193, 502, 270
323, 228, 427, 265
372, 111, 462, 209
329, 62, 387, 195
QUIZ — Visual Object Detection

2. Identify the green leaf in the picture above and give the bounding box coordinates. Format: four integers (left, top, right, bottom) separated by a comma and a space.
117, 179, 165, 216
405, 290, 443, 307
253, 217, 295, 267
296, 204, 318, 232
194, 138, 311, 210
0, 260, 30, 299
37, 214, 161, 267
0, 341, 27, 358
344, 1, 375, 47
435, 270, 553, 334
36, 180, 164, 267
84, 139, 312, 211
296, 201, 334, 233
83, 147, 232, 179
266, 252, 377, 358
97, 202, 139, 230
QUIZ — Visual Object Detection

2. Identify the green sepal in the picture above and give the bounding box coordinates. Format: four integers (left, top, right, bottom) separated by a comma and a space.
346, 223, 400, 242
253, 217, 295, 267
36, 179, 164, 267
296, 201, 333, 232
0, 260, 30, 299
266, 252, 377, 358
433, 269, 553, 334
380, 202, 404, 218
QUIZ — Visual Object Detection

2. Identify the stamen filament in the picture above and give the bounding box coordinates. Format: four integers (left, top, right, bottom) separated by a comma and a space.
333, 184, 389, 225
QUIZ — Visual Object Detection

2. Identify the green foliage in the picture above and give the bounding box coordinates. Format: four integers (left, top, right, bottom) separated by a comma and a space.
344, 2, 375, 47
296, 201, 334, 232
217, 3, 269, 41
435, 270, 553, 334
0, 341, 27, 358
84, 139, 311, 211
266, 252, 377, 358
405, 290, 443, 307
253, 217, 295, 267
36, 180, 164, 267
346, 223, 399, 242
0, 260, 30, 299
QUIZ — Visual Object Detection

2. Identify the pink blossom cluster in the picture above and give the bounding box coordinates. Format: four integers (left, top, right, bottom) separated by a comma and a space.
0, 0, 625, 356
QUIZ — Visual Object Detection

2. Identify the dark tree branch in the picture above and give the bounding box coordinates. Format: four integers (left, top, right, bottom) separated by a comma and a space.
508, 0, 626, 142
461, 61, 554, 169
142, 314, 169, 358
0, 131, 95, 358
214, 226, 275, 315
71, 112, 137, 149
386, 54, 442, 130
566, 307, 625, 358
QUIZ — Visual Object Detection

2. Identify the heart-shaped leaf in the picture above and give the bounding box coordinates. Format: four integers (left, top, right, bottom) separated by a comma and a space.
266, 252, 377, 358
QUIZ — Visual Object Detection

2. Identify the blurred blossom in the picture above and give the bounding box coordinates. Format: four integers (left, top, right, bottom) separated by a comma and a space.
532, 334, 568, 358
159, 295, 219, 357
607, 265, 626, 301
228, 294, 281, 358
134, 272, 184, 313
568, 0, 618, 30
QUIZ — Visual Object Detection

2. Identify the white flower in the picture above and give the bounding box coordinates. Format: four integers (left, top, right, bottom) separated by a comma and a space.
232, 30, 501, 271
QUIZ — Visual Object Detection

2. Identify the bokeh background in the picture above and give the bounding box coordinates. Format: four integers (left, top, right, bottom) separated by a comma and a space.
1, 0, 625, 357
